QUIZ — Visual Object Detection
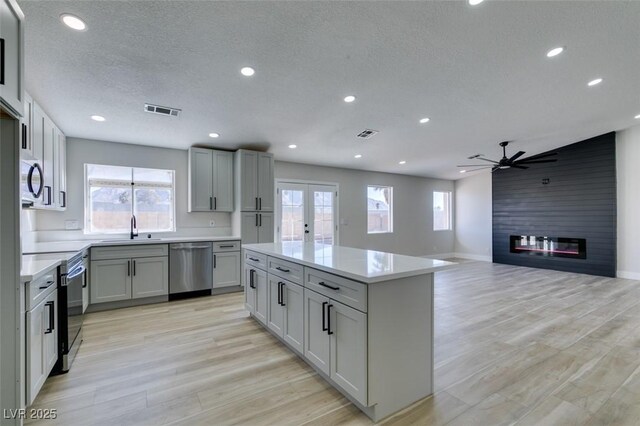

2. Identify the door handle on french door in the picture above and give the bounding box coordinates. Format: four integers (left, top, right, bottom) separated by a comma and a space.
322, 301, 328, 331
327, 304, 334, 335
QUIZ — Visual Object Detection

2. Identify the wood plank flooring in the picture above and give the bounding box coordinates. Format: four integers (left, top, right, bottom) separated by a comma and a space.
25, 261, 640, 425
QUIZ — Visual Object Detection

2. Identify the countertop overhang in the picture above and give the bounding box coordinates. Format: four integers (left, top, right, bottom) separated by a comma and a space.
242, 242, 457, 284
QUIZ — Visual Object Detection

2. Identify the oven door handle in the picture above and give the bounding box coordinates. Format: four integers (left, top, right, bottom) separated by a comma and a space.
66, 265, 86, 282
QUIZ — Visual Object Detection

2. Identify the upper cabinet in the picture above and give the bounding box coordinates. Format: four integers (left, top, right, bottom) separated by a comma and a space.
188, 147, 234, 212
0, 0, 24, 117
235, 150, 274, 212
26, 93, 67, 210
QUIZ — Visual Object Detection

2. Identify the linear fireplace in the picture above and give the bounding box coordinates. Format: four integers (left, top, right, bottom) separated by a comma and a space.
510, 235, 587, 259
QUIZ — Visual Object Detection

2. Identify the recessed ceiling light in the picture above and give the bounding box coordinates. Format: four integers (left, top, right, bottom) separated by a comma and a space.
344, 95, 356, 103
288, 144, 297, 149
240, 67, 255, 77
468, 0, 484, 5
587, 78, 603, 87
634, 114, 640, 119
419, 117, 430, 124
90, 115, 105, 122
354, 154, 362, 159
61, 14, 86, 31
460, 170, 467, 174
208, 133, 220, 138
546, 47, 564, 58
399, 160, 406, 165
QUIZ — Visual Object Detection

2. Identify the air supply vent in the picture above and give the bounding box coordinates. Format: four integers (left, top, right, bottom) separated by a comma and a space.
356, 129, 378, 139
144, 103, 181, 117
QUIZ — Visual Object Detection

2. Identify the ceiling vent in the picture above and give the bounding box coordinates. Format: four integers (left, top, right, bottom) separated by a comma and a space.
144, 103, 181, 117
356, 129, 379, 139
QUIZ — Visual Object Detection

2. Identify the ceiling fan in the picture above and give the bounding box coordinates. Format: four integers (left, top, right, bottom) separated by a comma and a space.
457, 141, 558, 173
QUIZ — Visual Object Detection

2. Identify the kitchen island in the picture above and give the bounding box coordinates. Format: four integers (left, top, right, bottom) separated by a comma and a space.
242, 242, 456, 422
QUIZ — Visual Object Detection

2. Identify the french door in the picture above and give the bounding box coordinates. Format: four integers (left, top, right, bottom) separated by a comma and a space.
277, 182, 337, 244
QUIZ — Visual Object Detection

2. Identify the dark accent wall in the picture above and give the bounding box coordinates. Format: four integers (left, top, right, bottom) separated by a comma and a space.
492, 132, 616, 277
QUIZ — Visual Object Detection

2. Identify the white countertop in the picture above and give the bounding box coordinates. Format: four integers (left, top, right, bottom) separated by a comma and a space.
21, 255, 61, 283
22, 236, 241, 255
242, 242, 457, 284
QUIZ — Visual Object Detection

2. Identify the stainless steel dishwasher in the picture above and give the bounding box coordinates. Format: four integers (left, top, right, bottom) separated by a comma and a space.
169, 242, 213, 299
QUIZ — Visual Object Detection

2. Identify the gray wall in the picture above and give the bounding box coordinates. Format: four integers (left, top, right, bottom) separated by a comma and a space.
616, 124, 640, 279
454, 172, 492, 260
492, 132, 617, 277
33, 138, 232, 240
275, 161, 455, 256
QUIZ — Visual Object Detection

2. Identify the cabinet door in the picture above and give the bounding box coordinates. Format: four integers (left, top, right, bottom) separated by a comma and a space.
213, 150, 233, 212
90, 259, 132, 304
257, 213, 274, 243
267, 276, 284, 337
330, 301, 368, 405
304, 289, 331, 375
43, 290, 58, 375
21, 91, 33, 154
239, 150, 258, 211
257, 153, 274, 211
26, 299, 45, 406
52, 127, 61, 208
42, 115, 55, 208
32, 102, 43, 162
188, 148, 213, 212
58, 132, 67, 209
283, 281, 304, 355
132, 256, 168, 299
241, 212, 259, 244
0, 0, 24, 116
254, 268, 268, 325
244, 264, 256, 313
213, 251, 240, 288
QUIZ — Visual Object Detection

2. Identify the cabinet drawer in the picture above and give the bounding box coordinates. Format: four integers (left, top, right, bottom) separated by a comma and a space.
305, 267, 367, 312
91, 244, 169, 260
244, 250, 267, 270
213, 240, 240, 252
268, 256, 303, 285
26, 272, 57, 312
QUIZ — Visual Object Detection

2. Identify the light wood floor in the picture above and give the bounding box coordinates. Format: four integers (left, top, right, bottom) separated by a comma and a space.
26, 261, 640, 425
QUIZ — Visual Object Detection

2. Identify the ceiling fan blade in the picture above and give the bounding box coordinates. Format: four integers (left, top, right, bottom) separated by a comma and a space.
491, 165, 500, 172
457, 164, 493, 167
516, 159, 557, 165
476, 157, 499, 164
508, 151, 526, 162
465, 167, 495, 172
520, 152, 558, 162
511, 165, 529, 169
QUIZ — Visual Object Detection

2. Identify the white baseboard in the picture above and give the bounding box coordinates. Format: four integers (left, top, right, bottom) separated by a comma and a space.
617, 270, 640, 280
454, 252, 492, 262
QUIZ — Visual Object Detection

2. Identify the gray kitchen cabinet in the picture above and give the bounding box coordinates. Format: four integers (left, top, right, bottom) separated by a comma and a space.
42, 114, 55, 208
241, 212, 274, 244
54, 128, 66, 209
235, 149, 274, 212
213, 251, 240, 288
304, 289, 331, 376
188, 147, 233, 212
269, 275, 304, 355
131, 256, 168, 299
21, 91, 33, 155
91, 259, 132, 304
244, 264, 267, 325
32, 101, 43, 162
0, 0, 24, 117
26, 288, 57, 406
329, 300, 367, 405
257, 153, 274, 211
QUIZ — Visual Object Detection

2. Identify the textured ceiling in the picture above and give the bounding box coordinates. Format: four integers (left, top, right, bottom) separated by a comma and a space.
20, 1, 640, 180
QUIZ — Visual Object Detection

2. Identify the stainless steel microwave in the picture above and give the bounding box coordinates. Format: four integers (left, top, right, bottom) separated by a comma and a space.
21, 156, 44, 205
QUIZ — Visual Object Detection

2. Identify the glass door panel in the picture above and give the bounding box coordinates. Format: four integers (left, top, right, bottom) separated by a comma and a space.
278, 183, 307, 242
277, 182, 337, 244
311, 186, 335, 245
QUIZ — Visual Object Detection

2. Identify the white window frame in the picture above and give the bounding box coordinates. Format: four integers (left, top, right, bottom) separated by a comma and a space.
433, 190, 453, 231
84, 164, 176, 235
367, 185, 394, 234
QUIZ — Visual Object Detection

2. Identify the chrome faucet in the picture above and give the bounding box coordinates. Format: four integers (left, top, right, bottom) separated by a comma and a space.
130, 215, 138, 240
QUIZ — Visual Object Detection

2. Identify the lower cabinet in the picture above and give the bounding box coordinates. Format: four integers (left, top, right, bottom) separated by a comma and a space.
244, 264, 267, 325
213, 251, 241, 288
303, 288, 368, 406
91, 256, 168, 304
26, 288, 57, 406
267, 275, 304, 355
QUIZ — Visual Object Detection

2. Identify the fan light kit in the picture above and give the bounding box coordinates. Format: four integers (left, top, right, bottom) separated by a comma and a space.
457, 141, 558, 173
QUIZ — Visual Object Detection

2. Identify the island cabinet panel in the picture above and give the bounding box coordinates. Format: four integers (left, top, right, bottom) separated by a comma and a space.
268, 256, 303, 285
267, 276, 284, 335
244, 263, 267, 325
244, 264, 256, 313
268, 274, 304, 355
303, 289, 331, 376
